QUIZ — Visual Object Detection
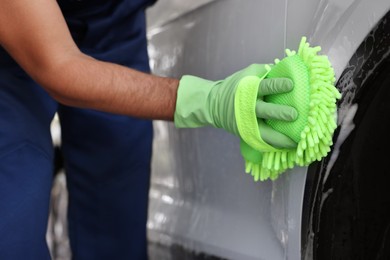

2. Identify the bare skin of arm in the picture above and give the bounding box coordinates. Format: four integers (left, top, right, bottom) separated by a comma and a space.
0, 0, 179, 120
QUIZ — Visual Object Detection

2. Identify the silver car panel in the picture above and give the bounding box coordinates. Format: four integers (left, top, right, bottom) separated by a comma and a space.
147, 1, 390, 259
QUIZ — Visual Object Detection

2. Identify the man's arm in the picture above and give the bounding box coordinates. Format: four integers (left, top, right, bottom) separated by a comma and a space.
0, 0, 178, 120
0, 0, 299, 150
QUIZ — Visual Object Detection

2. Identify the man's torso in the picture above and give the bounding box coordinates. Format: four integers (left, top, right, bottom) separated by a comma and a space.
0, 0, 156, 68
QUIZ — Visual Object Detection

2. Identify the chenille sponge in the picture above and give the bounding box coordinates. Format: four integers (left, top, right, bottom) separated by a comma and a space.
235, 37, 341, 181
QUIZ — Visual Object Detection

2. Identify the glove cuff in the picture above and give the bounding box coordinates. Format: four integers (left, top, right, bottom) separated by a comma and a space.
174, 75, 215, 128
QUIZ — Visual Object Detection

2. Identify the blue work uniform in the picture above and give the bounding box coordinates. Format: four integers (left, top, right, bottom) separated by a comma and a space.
0, 0, 155, 259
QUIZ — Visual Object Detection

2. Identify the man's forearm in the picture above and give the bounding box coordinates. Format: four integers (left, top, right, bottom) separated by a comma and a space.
0, 0, 179, 121
40, 53, 179, 121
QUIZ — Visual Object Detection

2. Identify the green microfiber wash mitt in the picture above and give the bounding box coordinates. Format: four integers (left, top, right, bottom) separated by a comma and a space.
235, 37, 341, 181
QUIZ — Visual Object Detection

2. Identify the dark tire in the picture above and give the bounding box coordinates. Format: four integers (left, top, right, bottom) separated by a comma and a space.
302, 10, 390, 260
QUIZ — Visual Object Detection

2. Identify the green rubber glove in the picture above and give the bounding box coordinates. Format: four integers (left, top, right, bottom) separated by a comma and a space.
174, 64, 298, 149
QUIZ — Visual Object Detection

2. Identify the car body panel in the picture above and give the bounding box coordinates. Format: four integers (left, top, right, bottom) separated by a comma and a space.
146, 1, 390, 259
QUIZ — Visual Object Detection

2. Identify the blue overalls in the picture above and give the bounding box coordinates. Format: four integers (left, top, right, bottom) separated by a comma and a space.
0, 0, 155, 259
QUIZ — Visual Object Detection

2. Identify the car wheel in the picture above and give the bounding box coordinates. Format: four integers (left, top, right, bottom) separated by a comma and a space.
302, 10, 390, 260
